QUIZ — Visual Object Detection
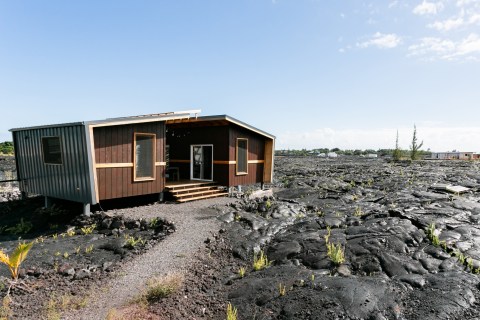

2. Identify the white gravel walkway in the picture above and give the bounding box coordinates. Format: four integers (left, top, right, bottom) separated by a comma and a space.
65, 197, 235, 320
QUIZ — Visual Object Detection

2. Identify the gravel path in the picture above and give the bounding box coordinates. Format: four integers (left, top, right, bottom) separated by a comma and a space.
65, 197, 236, 320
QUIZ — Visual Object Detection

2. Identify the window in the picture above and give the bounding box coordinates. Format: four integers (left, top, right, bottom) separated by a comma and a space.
236, 138, 248, 175
42, 137, 63, 165
134, 133, 156, 181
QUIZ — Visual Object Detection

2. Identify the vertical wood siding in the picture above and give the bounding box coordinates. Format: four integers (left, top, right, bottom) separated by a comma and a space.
94, 122, 165, 201
229, 125, 267, 186
166, 125, 230, 185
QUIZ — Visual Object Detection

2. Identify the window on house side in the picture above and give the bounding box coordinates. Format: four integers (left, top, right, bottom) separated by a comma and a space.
236, 138, 248, 175
42, 137, 63, 165
134, 133, 156, 181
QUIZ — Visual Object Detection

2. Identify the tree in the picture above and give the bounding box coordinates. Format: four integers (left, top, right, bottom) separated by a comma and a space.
410, 125, 424, 160
392, 130, 402, 161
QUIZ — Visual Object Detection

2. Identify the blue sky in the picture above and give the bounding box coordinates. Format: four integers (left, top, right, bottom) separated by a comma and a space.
1, 1, 479, 151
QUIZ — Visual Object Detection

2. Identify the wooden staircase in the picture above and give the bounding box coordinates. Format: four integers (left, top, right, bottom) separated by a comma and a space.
165, 181, 229, 203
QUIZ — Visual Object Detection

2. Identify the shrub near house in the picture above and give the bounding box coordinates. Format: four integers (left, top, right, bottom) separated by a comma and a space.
0, 142, 14, 155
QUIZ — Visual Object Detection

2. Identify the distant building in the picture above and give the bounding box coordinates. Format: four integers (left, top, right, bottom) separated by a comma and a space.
429, 152, 480, 160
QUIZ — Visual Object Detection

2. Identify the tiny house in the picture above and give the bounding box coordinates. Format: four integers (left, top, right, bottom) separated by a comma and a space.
10, 111, 275, 213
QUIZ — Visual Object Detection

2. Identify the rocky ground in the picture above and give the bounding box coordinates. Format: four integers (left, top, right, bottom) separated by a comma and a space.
2, 156, 480, 319
148, 156, 480, 319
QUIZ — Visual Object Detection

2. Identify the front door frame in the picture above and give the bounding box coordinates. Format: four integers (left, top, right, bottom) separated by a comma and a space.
190, 144, 214, 181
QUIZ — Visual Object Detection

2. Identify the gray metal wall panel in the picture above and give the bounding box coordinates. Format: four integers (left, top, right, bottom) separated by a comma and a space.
13, 124, 93, 203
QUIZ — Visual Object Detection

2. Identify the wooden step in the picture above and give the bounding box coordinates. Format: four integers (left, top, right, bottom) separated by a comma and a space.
165, 182, 215, 190
174, 189, 223, 199
176, 192, 229, 203
169, 186, 219, 195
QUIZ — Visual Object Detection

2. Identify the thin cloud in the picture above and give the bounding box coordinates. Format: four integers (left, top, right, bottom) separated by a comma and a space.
428, 17, 465, 31
408, 33, 480, 60
413, 1, 445, 15
357, 32, 402, 49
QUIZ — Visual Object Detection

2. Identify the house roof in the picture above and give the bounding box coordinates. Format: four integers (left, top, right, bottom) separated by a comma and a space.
166, 115, 276, 140
9, 110, 201, 132
10, 111, 275, 140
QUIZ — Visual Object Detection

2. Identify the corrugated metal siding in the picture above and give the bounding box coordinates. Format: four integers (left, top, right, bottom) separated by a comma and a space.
13, 124, 92, 203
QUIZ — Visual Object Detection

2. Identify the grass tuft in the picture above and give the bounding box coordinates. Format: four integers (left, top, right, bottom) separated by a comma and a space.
226, 302, 238, 320
253, 250, 272, 271
326, 242, 345, 265
142, 273, 184, 303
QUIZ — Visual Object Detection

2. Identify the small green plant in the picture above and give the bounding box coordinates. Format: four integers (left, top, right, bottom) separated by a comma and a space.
366, 178, 374, 187
54, 251, 61, 257
81, 224, 96, 235
468, 258, 474, 271
238, 267, 246, 278
142, 273, 184, 303
149, 218, 159, 229
454, 250, 466, 264
427, 223, 444, 247
0, 241, 34, 280
234, 213, 241, 221
63, 252, 69, 259
253, 250, 272, 271
75, 247, 81, 255
295, 213, 305, 219
353, 206, 363, 217
265, 200, 272, 209
66, 228, 76, 237
351, 194, 359, 201
52, 233, 58, 240
85, 245, 94, 254
316, 210, 324, 217
36, 236, 46, 244
5, 218, 33, 235
326, 242, 345, 265
324, 226, 331, 244
226, 302, 238, 320
278, 283, 286, 296
124, 235, 145, 249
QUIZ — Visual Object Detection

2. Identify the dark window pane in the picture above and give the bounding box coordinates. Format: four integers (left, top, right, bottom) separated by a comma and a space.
42, 137, 62, 164
237, 139, 248, 174
135, 134, 155, 179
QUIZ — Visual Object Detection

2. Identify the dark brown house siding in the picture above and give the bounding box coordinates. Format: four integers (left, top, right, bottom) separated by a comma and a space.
166, 125, 230, 185
229, 124, 266, 186
166, 122, 271, 187
93, 122, 165, 201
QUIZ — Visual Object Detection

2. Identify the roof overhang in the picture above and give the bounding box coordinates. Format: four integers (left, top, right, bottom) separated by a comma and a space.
166, 115, 275, 140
